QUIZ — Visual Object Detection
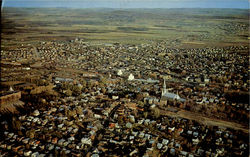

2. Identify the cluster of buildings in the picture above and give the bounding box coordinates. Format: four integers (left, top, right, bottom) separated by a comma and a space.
0, 89, 248, 156
0, 89, 248, 157
0, 40, 249, 156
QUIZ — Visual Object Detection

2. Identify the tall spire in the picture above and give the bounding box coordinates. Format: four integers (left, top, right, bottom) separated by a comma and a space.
162, 78, 167, 96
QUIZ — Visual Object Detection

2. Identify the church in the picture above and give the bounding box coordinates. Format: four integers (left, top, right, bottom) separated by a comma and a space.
161, 79, 185, 102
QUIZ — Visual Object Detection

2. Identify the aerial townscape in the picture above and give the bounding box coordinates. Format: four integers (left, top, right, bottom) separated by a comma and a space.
0, 2, 249, 157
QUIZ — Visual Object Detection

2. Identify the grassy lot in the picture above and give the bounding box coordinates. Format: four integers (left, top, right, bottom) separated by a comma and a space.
1, 8, 249, 47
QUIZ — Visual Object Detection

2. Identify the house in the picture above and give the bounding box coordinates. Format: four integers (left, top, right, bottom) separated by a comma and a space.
162, 139, 169, 145
180, 151, 188, 156
128, 74, 135, 81
53, 77, 74, 83
192, 138, 199, 145
168, 127, 175, 133
193, 132, 199, 137
170, 148, 175, 156
139, 132, 145, 138
197, 148, 204, 156
117, 69, 123, 76
157, 143, 163, 149
129, 149, 138, 156
24, 150, 32, 156
81, 138, 92, 145
126, 122, 132, 128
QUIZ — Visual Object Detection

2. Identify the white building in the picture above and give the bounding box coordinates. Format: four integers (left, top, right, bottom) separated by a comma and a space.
161, 79, 185, 102
128, 73, 135, 81
117, 69, 123, 76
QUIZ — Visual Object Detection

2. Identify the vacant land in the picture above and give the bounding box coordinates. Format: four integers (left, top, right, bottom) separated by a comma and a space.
1, 8, 249, 48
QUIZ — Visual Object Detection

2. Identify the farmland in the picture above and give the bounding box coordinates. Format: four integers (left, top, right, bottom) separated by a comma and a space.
1, 8, 249, 48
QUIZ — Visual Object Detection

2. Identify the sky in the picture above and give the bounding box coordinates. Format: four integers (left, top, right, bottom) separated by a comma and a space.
2, 0, 250, 9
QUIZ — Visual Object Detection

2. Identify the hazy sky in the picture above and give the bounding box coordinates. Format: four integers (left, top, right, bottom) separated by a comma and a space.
2, 0, 249, 8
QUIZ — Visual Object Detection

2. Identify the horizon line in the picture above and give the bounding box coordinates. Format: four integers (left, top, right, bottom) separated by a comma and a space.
2, 1, 249, 9
2, 6, 249, 9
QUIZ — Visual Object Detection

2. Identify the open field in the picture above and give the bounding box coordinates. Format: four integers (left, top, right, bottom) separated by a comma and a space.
1, 8, 249, 48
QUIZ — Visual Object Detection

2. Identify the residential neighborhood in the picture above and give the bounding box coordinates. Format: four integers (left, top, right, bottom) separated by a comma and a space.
0, 39, 248, 156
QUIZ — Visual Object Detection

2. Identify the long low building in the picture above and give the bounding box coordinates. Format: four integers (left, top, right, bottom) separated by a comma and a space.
0, 90, 24, 114
0, 91, 22, 105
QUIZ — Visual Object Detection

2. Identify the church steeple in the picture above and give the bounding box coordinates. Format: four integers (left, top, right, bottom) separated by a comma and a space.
162, 78, 167, 96
9, 86, 14, 92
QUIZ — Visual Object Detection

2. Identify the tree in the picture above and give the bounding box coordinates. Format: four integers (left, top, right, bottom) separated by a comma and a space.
97, 134, 103, 141
88, 80, 95, 88
61, 150, 67, 157
25, 144, 30, 150
67, 110, 76, 118
61, 82, 68, 90
149, 72, 157, 79
100, 77, 108, 84
137, 101, 144, 107
101, 88, 106, 94
17, 130, 23, 136
151, 107, 160, 119
12, 117, 22, 131
72, 85, 81, 96
136, 93, 144, 101
80, 79, 87, 88
76, 106, 83, 115
65, 89, 72, 97
26, 129, 36, 139
54, 149, 59, 157
29, 129, 36, 139
165, 118, 170, 126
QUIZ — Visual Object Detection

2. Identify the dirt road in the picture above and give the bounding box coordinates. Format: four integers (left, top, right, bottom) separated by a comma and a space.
161, 107, 248, 133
